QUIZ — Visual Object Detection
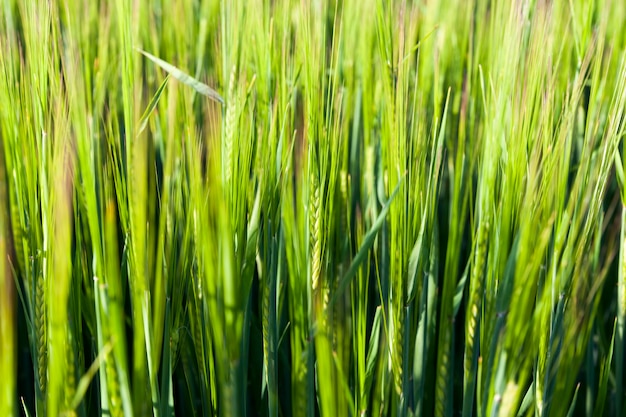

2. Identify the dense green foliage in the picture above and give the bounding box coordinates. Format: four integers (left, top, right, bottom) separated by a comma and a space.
1, 0, 626, 416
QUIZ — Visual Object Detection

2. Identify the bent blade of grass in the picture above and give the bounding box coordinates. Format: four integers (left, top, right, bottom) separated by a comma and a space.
69, 341, 114, 411
331, 177, 404, 306
136, 48, 224, 104
138, 75, 171, 136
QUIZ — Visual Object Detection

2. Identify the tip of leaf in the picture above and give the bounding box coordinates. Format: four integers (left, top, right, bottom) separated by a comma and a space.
135, 47, 225, 104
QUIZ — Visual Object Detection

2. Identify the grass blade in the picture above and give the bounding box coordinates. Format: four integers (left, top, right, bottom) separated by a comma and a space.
137, 48, 224, 104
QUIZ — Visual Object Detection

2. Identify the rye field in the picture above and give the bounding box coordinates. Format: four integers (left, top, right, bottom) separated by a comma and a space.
0, 0, 626, 416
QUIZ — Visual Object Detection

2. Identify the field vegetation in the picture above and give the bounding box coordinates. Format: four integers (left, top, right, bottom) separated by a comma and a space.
0, 0, 625, 416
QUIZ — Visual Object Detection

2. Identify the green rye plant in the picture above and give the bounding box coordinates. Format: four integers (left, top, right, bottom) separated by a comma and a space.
0, 0, 625, 416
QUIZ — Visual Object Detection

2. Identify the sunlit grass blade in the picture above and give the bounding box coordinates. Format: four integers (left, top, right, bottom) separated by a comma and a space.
137, 49, 224, 104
